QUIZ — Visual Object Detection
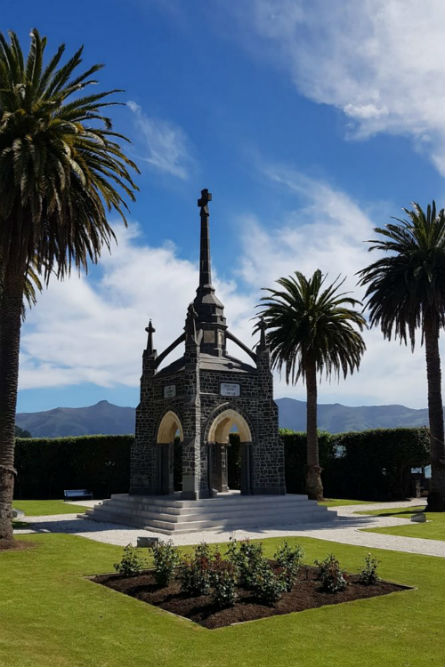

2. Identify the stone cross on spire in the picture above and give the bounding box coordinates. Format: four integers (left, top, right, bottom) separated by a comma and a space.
145, 319, 156, 355
197, 188, 212, 288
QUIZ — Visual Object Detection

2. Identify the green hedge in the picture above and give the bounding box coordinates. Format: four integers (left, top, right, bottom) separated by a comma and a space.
280, 427, 430, 500
327, 427, 430, 500
14, 435, 132, 499
15, 427, 430, 501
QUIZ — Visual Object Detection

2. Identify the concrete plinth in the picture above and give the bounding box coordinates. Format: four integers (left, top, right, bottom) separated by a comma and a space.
84, 491, 337, 535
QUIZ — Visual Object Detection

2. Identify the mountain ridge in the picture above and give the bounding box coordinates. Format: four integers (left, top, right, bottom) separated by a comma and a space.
16, 398, 430, 438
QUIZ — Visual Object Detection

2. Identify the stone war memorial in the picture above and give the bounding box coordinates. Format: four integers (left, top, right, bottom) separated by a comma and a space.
87, 190, 334, 533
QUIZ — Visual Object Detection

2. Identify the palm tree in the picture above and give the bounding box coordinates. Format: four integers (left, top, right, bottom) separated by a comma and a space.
257, 270, 366, 500
358, 202, 445, 511
0, 29, 138, 542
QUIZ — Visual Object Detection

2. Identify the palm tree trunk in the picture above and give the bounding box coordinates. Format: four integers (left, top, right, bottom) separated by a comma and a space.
424, 313, 445, 511
305, 360, 323, 500
0, 257, 26, 542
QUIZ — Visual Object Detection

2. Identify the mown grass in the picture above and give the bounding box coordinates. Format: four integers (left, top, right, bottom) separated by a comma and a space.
1, 533, 444, 667
356, 506, 445, 542
12, 499, 89, 516
319, 498, 375, 507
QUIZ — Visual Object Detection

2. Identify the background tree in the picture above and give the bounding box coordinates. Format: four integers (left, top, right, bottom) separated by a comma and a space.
257, 270, 366, 499
0, 29, 138, 542
358, 201, 445, 511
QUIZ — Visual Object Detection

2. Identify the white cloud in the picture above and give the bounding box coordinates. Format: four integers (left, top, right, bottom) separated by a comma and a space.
236, 163, 430, 407
226, 0, 445, 173
127, 101, 195, 180
19, 172, 436, 409
19, 223, 256, 392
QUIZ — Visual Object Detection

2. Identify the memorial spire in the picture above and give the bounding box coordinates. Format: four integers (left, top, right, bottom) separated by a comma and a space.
198, 188, 212, 289
193, 188, 227, 354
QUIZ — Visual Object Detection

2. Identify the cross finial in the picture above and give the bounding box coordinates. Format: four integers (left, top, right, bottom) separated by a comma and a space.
145, 319, 155, 354
197, 188, 212, 213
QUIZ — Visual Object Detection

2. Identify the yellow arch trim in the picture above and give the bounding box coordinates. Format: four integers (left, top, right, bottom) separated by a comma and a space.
156, 410, 184, 444
208, 409, 252, 443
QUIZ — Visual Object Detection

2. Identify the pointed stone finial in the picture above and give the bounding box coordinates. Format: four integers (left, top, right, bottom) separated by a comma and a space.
145, 319, 155, 354
258, 317, 267, 349
185, 303, 197, 341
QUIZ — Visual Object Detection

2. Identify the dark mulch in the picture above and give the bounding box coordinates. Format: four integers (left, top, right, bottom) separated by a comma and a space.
93, 565, 411, 629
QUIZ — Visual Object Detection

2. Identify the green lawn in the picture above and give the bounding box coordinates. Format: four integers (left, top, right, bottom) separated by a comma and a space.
355, 506, 445, 542
1, 533, 444, 667
12, 499, 89, 516
318, 498, 375, 507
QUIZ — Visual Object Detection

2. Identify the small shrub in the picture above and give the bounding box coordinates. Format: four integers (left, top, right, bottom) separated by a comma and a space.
274, 541, 304, 592
210, 552, 238, 609
314, 554, 347, 593
178, 543, 212, 596
252, 561, 286, 605
150, 540, 180, 587
359, 553, 380, 585
114, 544, 145, 576
227, 538, 264, 589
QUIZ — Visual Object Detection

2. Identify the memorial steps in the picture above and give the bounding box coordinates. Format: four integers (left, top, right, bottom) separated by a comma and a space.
83, 491, 337, 535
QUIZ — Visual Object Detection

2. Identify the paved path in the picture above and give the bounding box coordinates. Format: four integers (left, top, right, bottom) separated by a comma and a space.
14, 497, 445, 558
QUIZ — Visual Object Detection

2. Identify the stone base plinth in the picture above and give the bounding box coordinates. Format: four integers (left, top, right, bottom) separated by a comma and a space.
83, 491, 337, 535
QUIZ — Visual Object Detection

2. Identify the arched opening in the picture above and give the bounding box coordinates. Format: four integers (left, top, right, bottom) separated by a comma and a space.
207, 410, 253, 495
156, 411, 183, 495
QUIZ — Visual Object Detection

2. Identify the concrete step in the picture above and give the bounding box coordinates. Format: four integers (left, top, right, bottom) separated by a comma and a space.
85, 494, 337, 535
87, 501, 331, 525
105, 493, 320, 515
102, 497, 325, 519
85, 507, 333, 535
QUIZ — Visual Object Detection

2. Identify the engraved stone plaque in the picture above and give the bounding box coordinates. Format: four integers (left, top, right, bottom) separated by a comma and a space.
163, 385, 176, 398
203, 330, 216, 343
220, 383, 240, 397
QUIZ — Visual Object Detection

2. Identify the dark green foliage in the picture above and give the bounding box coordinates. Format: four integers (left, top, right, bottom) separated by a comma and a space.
178, 543, 212, 596
252, 560, 286, 605
281, 427, 429, 500
274, 541, 304, 591
226, 538, 264, 589
329, 427, 430, 500
14, 426, 429, 501
359, 553, 380, 585
114, 545, 145, 577
150, 540, 180, 587
15, 425, 31, 438
210, 552, 238, 608
314, 554, 347, 593
14, 435, 131, 499
281, 431, 333, 494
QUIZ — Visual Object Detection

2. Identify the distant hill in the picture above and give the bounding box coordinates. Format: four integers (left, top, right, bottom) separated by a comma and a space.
16, 400, 135, 438
277, 398, 430, 433
15, 398, 430, 438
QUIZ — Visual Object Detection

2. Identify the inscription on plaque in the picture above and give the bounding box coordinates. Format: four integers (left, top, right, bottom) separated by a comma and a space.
163, 385, 176, 398
220, 383, 240, 397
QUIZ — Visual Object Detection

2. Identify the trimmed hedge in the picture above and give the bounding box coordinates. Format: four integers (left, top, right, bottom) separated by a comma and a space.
14, 435, 131, 499
280, 427, 430, 500
14, 427, 430, 501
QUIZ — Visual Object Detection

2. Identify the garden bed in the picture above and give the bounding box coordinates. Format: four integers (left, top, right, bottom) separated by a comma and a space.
93, 564, 410, 629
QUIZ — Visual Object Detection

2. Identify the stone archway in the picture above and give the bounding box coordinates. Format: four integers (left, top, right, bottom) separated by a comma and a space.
156, 411, 183, 494
207, 409, 253, 495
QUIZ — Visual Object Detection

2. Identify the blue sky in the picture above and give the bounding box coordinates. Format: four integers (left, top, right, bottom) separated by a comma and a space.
5, 0, 444, 413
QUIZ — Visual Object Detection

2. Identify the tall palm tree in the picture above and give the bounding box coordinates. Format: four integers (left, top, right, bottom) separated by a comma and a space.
0, 29, 138, 542
257, 270, 366, 500
358, 202, 445, 511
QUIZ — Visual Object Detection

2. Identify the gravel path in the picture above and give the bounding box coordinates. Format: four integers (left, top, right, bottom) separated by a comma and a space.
14, 497, 444, 558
